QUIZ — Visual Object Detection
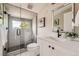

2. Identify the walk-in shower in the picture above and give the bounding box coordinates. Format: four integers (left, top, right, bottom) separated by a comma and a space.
0, 3, 38, 56
8, 16, 33, 55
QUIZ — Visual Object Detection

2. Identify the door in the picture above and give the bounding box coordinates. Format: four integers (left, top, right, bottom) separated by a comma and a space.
8, 16, 32, 55
39, 39, 53, 56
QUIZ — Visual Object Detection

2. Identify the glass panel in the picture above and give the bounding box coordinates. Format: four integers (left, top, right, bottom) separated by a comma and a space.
5, 4, 21, 56
12, 20, 31, 29
20, 19, 32, 55
19, 7, 32, 56
20, 21, 30, 29
12, 20, 21, 29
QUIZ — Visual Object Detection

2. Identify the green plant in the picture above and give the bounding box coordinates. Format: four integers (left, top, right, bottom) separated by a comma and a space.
65, 32, 78, 38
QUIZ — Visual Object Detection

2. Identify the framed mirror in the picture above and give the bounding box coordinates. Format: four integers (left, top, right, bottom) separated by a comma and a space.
52, 3, 74, 32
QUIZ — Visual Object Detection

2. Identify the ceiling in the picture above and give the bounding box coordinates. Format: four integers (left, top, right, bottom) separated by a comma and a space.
9, 3, 50, 13
9, 3, 68, 13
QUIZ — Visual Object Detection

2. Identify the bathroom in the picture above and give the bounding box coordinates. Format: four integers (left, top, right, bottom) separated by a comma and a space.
0, 3, 79, 56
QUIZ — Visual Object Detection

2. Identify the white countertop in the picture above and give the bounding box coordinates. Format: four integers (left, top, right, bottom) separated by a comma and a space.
37, 35, 79, 55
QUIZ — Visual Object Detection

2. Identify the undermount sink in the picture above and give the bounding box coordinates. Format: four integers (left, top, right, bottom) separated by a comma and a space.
55, 37, 79, 42
57, 37, 67, 41
40, 35, 79, 43
46, 36, 67, 42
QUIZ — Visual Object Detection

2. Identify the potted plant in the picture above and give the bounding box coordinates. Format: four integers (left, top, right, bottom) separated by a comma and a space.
65, 32, 78, 41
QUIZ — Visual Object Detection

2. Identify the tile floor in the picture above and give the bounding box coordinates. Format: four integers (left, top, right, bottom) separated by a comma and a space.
7, 48, 39, 56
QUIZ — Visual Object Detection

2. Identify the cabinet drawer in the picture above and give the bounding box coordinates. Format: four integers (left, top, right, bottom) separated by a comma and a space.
44, 41, 66, 56
39, 39, 54, 56
39, 38, 76, 56
50, 42, 74, 56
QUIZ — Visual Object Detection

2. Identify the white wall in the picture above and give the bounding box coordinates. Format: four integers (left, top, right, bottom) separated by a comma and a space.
37, 4, 64, 36
6, 4, 36, 19
64, 12, 73, 32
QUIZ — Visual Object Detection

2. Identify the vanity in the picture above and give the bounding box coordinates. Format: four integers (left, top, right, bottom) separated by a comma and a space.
38, 36, 79, 56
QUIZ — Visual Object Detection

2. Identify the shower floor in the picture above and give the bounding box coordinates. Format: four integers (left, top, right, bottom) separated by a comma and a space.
7, 48, 39, 56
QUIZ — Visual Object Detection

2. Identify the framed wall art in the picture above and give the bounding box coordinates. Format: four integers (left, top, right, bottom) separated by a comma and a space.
39, 17, 45, 28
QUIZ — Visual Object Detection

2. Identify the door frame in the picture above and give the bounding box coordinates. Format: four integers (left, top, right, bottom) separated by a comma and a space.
8, 15, 33, 52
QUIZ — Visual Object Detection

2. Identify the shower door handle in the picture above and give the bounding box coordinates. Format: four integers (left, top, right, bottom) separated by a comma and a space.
16, 29, 21, 36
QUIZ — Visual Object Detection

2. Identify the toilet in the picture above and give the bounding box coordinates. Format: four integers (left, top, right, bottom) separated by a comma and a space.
27, 43, 39, 56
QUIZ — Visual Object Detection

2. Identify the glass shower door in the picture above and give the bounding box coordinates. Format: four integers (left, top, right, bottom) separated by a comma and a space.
4, 3, 35, 56
8, 16, 21, 56
20, 18, 32, 56
8, 16, 32, 56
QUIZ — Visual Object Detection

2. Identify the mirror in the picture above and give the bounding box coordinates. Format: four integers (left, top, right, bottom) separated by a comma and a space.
74, 3, 79, 35
52, 3, 74, 32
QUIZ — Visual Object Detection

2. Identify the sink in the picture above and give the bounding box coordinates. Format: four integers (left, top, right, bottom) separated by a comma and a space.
57, 37, 67, 41
40, 35, 79, 43
42, 36, 79, 54
45, 36, 67, 42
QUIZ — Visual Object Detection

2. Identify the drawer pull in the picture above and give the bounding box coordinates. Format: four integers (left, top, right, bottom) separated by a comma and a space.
52, 47, 54, 50
48, 45, 51, 48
